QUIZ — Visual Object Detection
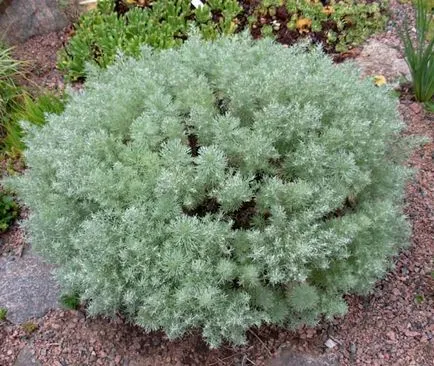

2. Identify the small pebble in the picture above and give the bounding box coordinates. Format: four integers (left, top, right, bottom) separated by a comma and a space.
325, 338, 337, 349
386, 331, 396, 341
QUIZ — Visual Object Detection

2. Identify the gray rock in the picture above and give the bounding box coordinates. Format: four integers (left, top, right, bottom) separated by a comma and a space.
270, 350, 338, 366
324, 338, 338, 349
0, 253, 60, 324
0, 0, 71, 45
353, 38, 410, 82
14, 345, 41, 366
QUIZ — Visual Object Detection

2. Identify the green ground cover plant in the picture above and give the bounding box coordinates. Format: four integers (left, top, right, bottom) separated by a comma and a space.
0, 307, 7, 321
249, 0, 388, 52
12, 33, 414, 347
58, 0, 242, 80
60, 292, 81, 310
58, 0, 388, 81
22, 321, 38, 334
0, 190, 18, 232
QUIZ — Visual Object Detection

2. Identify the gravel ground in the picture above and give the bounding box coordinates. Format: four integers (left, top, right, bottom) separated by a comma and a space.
11, 30, 70, 95
1, 1, 433, 364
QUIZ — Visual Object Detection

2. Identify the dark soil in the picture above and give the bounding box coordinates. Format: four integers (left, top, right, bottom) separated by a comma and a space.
183, 197, 221, 217
11, 30, 70, 95
187, 134, 200, 157
230, 200, 257, 230
115, 0, 130, 15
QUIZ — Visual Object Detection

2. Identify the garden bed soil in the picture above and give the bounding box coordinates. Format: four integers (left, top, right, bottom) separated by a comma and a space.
10, 30, 71, 95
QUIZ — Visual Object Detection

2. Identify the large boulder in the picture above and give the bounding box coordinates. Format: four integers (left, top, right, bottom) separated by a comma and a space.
0, 0, 75, 45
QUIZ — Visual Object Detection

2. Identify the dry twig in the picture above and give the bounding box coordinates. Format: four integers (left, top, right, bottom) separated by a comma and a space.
248, 329, 272, 357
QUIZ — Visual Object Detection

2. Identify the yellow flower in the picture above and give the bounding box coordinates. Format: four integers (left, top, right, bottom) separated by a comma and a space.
296, 18, 312, 34
374, 75, 387, 86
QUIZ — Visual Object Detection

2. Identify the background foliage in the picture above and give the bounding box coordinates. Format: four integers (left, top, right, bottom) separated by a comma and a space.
399, 0, 434, 104
0, 45, 65, 158
3, 93, 65, 155
0, 46, 24, 150
58, 0, 242, 80
58, 0, 388, 80
0, 190, 18, 232
249, 0, 388, 52
0, 46, 64, 233
12, 34, 413, 347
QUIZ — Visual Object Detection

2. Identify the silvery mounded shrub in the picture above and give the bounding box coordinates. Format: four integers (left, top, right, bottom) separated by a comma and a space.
11, 33, 413, 347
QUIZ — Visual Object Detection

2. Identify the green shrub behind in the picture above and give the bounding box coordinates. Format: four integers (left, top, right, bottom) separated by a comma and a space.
13, 34, 413, 347
0, 191, 18, 232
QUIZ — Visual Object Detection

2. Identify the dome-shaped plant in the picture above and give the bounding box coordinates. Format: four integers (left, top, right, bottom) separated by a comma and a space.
11, 34, 412, 347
